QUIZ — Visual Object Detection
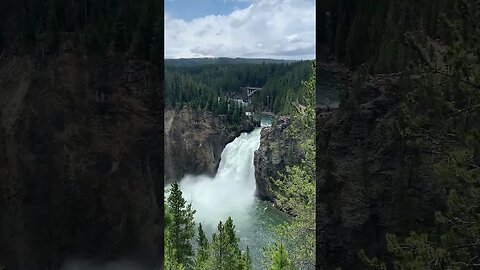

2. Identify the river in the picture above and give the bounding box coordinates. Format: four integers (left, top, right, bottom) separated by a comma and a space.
167, 70, 341, 269
175, 116, 289, 269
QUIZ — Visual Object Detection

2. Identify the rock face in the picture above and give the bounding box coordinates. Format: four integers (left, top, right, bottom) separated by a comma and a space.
254, 117, 303, 203
316, 74, 443, 269
0, 47, 163, 269
164, 108, 257, 183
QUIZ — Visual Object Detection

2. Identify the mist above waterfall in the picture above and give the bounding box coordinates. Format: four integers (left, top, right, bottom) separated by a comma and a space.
180, 128, 262, 230
168, 115, 288, 269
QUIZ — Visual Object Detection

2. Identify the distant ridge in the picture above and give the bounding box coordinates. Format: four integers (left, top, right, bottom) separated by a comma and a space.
165, 57, 303, 66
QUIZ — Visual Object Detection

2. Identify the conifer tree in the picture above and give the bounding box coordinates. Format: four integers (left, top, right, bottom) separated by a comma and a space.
194, 223, 210, 270
167, 181, 196, 268
210, 217, 251, 270
269, 243, 295, 270
165, 204, 186, 270
165, 232, 186, 270
243, 247, 253, 270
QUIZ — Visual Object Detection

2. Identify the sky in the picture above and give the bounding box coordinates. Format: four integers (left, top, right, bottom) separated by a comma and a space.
165, 0, 315, 60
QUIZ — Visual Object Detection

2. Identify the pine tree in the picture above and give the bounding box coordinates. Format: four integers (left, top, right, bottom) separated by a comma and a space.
167, 181, 196, 268
194, 223, 210, 270
210, 217, 251, 270
243, 247, 253, 270
165, 231, 186, 270
165, 204, 186, 270
269, 243, 295, 270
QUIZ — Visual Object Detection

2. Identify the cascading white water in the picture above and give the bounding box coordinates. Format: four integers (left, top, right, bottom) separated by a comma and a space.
179, 127, 262, 230
175, 117, 287, 269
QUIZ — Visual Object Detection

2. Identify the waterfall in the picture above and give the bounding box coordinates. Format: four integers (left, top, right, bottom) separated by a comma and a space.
172, 116, 287, 269
179, 127, 262, 230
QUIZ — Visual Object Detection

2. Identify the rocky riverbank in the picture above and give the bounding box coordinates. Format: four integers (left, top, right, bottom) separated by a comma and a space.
254, 116, 303, 210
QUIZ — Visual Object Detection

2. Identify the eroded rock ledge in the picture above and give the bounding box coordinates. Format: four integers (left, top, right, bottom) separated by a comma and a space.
254, 117, 303, 205
164, 108, 257, 184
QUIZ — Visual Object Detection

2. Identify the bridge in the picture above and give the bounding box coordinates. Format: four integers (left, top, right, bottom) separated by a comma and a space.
242, 86, 263, 98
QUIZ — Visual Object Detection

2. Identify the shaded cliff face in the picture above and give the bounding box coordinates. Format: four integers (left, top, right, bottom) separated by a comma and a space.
254, 117, 303, 204
316, 74, 443, 269
164, 109, 257, 183
0, 49, 163, 269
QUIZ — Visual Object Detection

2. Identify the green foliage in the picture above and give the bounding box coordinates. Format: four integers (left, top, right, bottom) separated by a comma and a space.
165, 230, 186, 270
374, 147, 480, 270
209, 217, 251, 270
194, 223, 210, 270
269, 62, 316, 269
166, 189, 252, 270
166, 181, 196, 268
359, 0, 480, 268
358, 249, 387, 270
268, 243, 295, 270
243, 247, 253, 270
319, 0, 449, 71
165, 61, 312, 115
0, 0, 162, 61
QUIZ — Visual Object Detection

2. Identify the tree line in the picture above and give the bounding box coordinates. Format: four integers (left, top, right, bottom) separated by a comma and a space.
0, 0, 163, 63
165, 61, 312, 115
318, 0, 450, 73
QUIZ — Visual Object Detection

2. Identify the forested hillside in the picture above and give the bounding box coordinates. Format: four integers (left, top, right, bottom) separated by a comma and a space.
318, 0, 449, 72
165, 60, 312, 114
318, 0, 479, 269
0, 0, 163, 63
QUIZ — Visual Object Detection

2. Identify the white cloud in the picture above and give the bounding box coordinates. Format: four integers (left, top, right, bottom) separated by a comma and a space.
165, 0, 315, 59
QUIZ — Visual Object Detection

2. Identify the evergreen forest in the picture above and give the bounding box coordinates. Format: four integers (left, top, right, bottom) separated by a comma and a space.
165, 64, 317, 269
0, 0, 163, 63
318, 0, 480, 269
165, 60, 312, 115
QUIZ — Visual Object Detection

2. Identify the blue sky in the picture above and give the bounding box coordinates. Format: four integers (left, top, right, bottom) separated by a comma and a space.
165, 0, 315, 60
165, 0, 251, 21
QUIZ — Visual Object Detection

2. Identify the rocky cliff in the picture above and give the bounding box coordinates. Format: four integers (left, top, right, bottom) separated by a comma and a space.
254, 117, 303, 205
316, 73, 444, 269
164, 108, 257, 183
0, 45, 163, 269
